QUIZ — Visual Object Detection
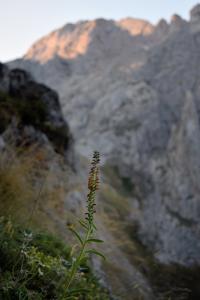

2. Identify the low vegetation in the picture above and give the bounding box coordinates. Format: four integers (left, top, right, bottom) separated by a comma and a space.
0, 151, 110, 299
0, 217, 109, 299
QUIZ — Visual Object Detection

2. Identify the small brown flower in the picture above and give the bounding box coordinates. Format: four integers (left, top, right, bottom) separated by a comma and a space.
86, 151, 100, 224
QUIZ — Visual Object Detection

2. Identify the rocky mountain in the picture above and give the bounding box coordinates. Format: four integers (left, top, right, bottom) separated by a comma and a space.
8, 3, 200, 299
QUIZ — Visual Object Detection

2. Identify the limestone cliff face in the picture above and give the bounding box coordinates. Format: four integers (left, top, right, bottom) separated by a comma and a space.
8, 3, 200, 299
9, 16, 170, 88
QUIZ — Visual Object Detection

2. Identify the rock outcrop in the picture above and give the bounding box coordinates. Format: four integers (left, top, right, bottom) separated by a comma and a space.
0, 63, 73, 158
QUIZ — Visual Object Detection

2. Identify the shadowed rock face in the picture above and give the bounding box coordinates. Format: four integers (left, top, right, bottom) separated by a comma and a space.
0, 63, 73, 156
7, 3, 200, 298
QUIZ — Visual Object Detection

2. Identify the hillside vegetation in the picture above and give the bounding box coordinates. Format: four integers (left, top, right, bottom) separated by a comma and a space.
0, 217, 110, 299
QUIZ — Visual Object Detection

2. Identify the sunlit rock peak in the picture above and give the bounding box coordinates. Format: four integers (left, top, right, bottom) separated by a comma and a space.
24, 18, 156, 64
117, 18, 154, 36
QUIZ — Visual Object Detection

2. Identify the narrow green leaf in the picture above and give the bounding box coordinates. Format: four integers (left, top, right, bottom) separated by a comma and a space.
79, 255, 88, 264
86, 238, 104, 244
69, 228, 83, 245
68, 288, 89, 295
79, 219, 88, 230
86, 249, 106, 260
92, 223, 97, 230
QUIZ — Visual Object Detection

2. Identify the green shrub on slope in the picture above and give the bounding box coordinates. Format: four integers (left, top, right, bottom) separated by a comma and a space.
0, 218, 110, 300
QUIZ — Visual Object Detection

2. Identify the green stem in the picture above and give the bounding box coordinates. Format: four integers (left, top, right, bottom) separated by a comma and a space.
61, 227, 92, 299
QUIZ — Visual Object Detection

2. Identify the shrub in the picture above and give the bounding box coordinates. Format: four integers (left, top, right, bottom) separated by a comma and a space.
0, 217, 110, 299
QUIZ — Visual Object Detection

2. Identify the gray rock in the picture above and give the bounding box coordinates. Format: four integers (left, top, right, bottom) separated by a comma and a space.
190, 4, 200, 33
